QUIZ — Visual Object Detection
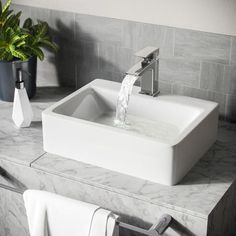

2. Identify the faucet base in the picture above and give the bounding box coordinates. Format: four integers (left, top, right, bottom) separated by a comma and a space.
139, 90, 160, 97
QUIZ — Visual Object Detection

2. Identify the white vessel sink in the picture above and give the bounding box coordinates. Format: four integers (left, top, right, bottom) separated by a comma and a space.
42, 79, 219, 185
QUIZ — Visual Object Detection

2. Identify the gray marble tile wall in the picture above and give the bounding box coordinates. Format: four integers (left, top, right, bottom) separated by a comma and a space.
11, 4, 236, 121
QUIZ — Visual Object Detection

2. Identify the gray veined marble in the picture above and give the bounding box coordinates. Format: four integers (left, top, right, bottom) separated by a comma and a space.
31, 128, 236, 220
0, 90, 236, 235
0, 88, 73, 166
0, 188, 29, 236
0, 159, 209, 236
2, 4, 236, 234
0, 102, 45, 166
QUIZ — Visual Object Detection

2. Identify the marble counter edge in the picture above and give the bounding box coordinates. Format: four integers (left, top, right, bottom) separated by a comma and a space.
30, 153, 211, 220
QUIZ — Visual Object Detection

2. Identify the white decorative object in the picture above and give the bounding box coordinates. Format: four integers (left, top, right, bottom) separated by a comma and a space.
42, 79, 219, 186
12, 69, 33, 128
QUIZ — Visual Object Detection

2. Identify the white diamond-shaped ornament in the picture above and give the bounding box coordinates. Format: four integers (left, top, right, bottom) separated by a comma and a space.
12, 88, 33, 128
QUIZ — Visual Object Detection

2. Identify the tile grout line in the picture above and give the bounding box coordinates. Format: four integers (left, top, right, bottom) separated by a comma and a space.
222, 65, 227, 120
172, 28, 176, 57
229, 36, 233, 65
29, 152, 47, 167
198, 60, 202, 89
73, 12, 77, 89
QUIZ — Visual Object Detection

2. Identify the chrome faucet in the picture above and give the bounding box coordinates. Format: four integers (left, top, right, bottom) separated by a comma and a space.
126, 47, 160, 97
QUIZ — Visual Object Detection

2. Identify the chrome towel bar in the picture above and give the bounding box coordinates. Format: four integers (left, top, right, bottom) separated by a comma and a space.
117, 214, 172, 236
0, 180, 172, 235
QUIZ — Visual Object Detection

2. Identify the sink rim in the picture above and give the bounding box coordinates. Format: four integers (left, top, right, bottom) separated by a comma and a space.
43, 79, 219, 146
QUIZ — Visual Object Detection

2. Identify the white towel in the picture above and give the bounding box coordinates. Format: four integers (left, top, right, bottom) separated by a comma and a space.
89, 209, 119, 236
23, 190, 119, 236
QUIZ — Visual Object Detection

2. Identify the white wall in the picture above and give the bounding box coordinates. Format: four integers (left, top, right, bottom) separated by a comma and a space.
12, 0, 236, 36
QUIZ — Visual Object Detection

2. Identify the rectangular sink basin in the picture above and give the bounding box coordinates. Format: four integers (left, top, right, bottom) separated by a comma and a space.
42, 79, 219, 185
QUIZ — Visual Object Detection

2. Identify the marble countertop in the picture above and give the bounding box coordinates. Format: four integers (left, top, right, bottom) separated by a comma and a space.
1, 88, 236, 220
0, 87, 73, 165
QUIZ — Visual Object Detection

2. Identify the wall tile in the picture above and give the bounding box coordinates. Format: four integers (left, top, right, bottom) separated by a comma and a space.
75, 41, 99, 70
226, 95, 236, 122
173, 84, 226, 115
11, 4, 236, 121
47, 9, 76, 58
37, 59, 59, 87
75, 14, 124, 46
37, 56, 75, 87
173, 83, 207, 99
76, 65, 123, 88
11, 4, 31, 24
52, 45, 76, 87
175, 29, 231, 64
159, 81, 172, 94
98, 44, 134, 74
50, 9, 75, 33
231, 37, 236, 65
200, 62, 225, 93
224, 65, 236, 95
11, 5, 76, 88
208, 91, 227, 116
30, 6, 51, 24
123, 21, 174, 56
159, 57, 200, 87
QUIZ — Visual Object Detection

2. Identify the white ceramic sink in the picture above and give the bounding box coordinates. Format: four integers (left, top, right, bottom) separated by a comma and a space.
42, 79, 219, 185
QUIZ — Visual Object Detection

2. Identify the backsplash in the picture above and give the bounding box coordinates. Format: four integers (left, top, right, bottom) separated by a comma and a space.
12, 4, 236, 121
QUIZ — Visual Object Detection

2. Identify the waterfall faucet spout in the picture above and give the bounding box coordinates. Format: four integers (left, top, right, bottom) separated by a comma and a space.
126, 47, 160, 97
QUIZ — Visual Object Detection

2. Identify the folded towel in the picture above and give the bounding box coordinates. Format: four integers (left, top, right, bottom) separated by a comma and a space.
23, 190, 118, 236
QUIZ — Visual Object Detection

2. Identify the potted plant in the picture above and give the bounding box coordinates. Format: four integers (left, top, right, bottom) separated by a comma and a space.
0, 0, 57, 102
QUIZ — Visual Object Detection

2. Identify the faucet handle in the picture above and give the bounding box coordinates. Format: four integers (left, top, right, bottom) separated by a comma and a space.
135, 47, 159, 60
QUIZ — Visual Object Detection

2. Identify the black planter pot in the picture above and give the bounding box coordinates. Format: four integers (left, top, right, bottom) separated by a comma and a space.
0, 56, 37, 102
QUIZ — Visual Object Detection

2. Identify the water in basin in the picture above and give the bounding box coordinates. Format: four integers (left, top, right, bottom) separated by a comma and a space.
111, 74, 180, 141
95, 111, 180, 142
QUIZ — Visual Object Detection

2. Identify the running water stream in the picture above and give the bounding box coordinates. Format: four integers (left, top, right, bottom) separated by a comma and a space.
93, 75, 179, 141
114, 74, 138, 126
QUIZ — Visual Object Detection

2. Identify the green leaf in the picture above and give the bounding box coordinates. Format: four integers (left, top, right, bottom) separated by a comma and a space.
16, 40, 25, 47
0, 41, 7, 48
0, 50, 9, 60
38, 38, 58, 51
4, 12, 21, 30
23, 18, 33, 29
5, 27, 15, 41
26, 45, 44, 60
2, 0, 12, 13
10, 35, 21, 44
37, 21, 48, 37
11, 49, 27, 60
0, 2, 57, 61
0, 9, 13, 26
